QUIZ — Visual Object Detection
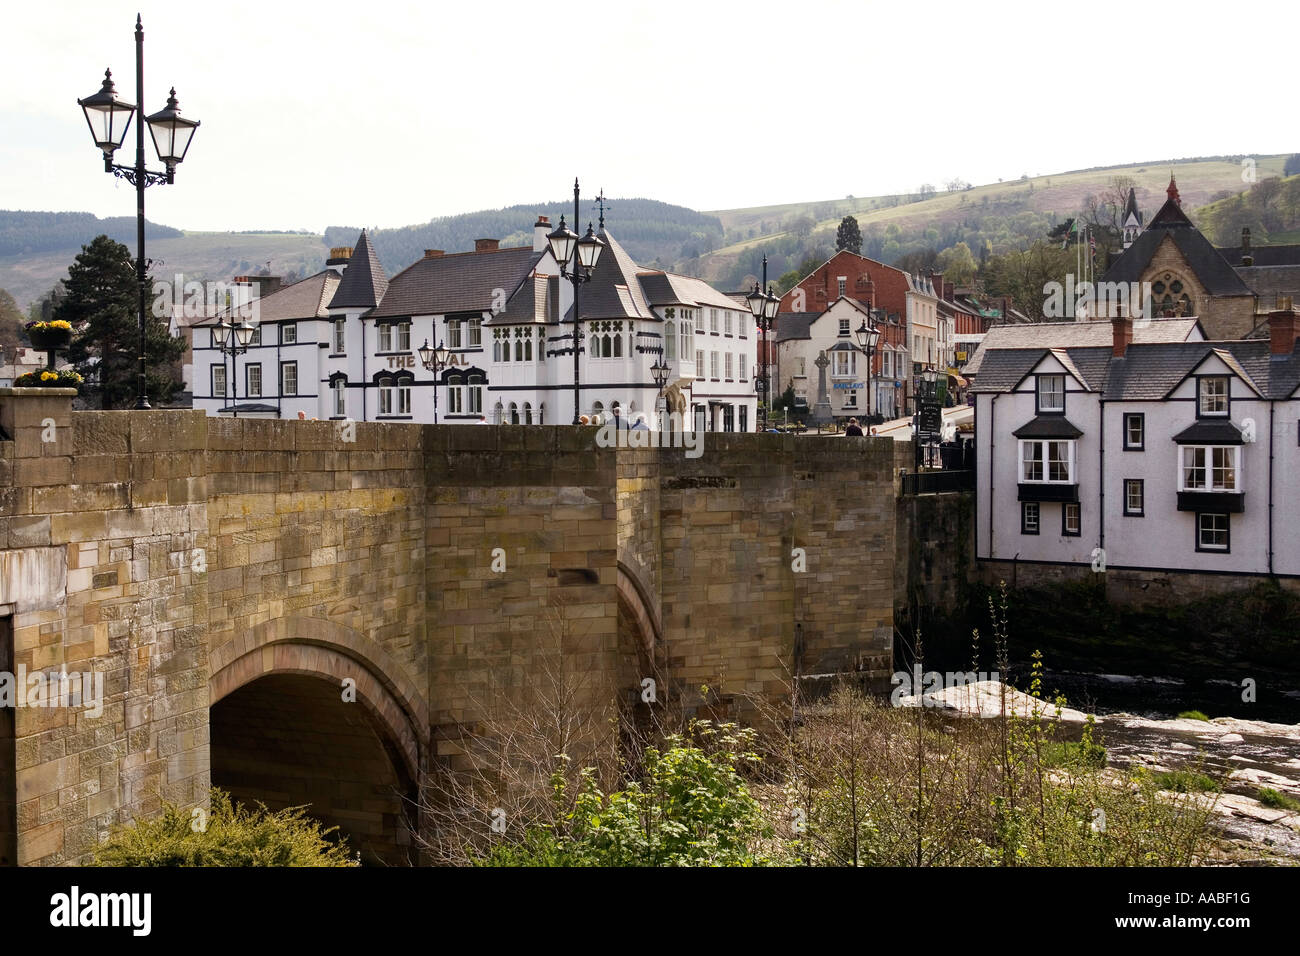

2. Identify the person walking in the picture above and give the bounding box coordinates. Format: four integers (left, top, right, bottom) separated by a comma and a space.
844, 417, 864, 437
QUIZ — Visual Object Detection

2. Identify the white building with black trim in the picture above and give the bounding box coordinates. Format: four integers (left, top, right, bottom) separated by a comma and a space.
192, 218, 757, 430
973, 309, 1300, 578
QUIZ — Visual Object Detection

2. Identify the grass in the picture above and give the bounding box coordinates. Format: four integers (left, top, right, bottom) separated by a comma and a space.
1041, 739, 1108, 770
1177, 710, 1211, 722
1151, 770, 1221, 794
1258, 788, 1300, 811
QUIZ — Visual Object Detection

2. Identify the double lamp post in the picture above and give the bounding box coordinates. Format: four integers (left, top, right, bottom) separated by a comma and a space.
77, 15, 199, 409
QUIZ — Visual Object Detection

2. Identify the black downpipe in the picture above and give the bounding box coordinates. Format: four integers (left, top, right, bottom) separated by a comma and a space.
1268, 400, 1275, 575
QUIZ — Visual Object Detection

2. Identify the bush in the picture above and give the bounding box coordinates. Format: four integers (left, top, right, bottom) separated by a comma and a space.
1177, 710, 1210, 721
1148, 770, 1220, 794
1258, 787, 1300, 811
91, 789, 359, 867
1041, 739, 1108, 770
475, 721, 776, 867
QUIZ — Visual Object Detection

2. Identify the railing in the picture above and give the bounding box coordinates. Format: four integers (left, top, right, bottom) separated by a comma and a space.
900, 469, 975, 496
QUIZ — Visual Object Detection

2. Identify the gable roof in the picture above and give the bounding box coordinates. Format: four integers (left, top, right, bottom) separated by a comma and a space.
369, 245, 541, 319
964, 318, 1202, 375
327, 231, 389, 311
774, 312, 819, 343
561, 229, 653, 322
1103, 200, 1251, 296
637, 270, 743, 312
974, 339, 1300, 401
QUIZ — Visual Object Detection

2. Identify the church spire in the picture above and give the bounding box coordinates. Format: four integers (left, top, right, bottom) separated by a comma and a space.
1166, 173, 1181, 206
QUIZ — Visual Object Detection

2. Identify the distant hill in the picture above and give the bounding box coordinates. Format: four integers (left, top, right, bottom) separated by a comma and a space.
696, 154, 1294, 289
4, 154, 1294, 312
323, 198, 724, 277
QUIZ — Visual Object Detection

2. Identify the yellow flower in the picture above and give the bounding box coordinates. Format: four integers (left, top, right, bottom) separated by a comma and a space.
49, 320, 72, 330
40, 371, 56, 381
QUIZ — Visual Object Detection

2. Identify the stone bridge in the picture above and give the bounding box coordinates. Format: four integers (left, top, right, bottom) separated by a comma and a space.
0, 388, 896, 865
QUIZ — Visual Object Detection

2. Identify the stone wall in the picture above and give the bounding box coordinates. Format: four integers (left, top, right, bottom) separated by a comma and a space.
896, 490, 975, 621
1, 389, 900, 865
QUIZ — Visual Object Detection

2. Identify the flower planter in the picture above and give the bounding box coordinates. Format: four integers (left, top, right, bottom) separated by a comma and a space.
28, 326, 72, 353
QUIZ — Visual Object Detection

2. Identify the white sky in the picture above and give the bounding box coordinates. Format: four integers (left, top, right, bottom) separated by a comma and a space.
2, 0, 1295, 233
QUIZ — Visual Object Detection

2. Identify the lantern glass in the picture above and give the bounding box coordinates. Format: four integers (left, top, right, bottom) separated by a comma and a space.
745, 284, 765, 318
546, 217, 577, 266
576, 224, 604, 271
79, 69, 136, 154
435, 341, 452, 366
212, 322, 230, 347
417, 339, 434, 368
145, 89, 199, 166
234, 322, 255, 347
763, 289, 780, 321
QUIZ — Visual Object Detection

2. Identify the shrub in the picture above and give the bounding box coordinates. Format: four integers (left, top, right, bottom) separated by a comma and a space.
1148, 770, 1220, 794
91, 789, 359, 867
475, 721, 776, 867
1258, 788, 1300, 811
1177, 710, 1210, 721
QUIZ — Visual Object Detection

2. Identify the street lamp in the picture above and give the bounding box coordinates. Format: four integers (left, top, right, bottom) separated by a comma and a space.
746, 267, 780, 430
854, 318, 881, 422
914, 365, 939, 469
651, 354, 669, 428
211, 318, 255, 418
78, 16, 199, 409
418, 339, 452, 424
547, 179, 605, 425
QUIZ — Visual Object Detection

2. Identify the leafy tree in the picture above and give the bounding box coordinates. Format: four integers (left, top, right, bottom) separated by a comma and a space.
835, 215, 863, 254
1284, 154, 1300, 177
935, 242, 978, 286
981, 241, 1074, 321
0, 288, 26, 358
56, 235, 185, 408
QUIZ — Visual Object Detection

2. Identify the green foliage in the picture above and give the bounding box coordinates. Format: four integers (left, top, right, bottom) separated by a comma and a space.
91, 789, 359, 867
475, 721, 775, 867
1258, 787, 1300, 811
1147, 769, 1221, 794
56, 235, 185, 408
1177, 710, 1210, 722
1040, 739, 1108, 770
836, 215, 863, 254
0, 287, 25, 354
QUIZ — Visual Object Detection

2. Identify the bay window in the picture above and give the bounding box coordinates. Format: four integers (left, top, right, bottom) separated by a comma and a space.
1019, 439, 1075, 483
1179, 445, 1238, 492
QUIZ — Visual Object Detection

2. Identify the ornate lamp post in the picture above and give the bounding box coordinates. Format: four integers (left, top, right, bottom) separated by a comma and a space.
547, 179, 605, 425
211, 318, 255, 418
854, 318, 881, 422
746, 273, 780, 430
417, 339, 452, 424
651, 355, 669, 427
78, 16, 199, 409
914, 365, 939, 469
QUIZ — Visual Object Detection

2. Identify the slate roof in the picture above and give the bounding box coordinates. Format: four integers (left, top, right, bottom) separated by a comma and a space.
1171, 419, 1244, 444
637, 270, 745, 312
370, 246, 542, 319
964, 318, 1201, 375
1103, 197, 1252, 296
203, 269, 341, 324
774, 312, 819, 343
972, 339, 1300, 401
327, 231, 389, 311
561, 229, 653, 322
1012, 415, 1084, 439
1234, 265, 1300, 304
1217, 244, 1300, 267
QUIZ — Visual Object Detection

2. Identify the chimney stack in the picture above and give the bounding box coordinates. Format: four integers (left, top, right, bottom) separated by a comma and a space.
423, 249, 444, 259
474, 238, 500, 253
1268, 297, 1298, 356
1112, 314, 1133, 358
326, 246, 353, 273
1241, 227, 1253, 267
534, 216, 551, 253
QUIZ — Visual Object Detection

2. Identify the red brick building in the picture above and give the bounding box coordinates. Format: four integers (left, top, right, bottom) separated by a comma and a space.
778, 251, 911, 417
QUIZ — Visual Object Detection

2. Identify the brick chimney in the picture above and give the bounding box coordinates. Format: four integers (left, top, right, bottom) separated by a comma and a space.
474, 238, 500, 253
1268, 298, 1298, 356
534, 216, 551, 253
1112, 315, 1133, 357
1241, 227, 1253, 267
423, 249, 444, 259
326, 246, 353, 273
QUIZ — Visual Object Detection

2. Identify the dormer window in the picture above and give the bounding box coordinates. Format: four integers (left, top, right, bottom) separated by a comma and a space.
1198, 376, 1228, 417
1036, 374, 1065, 414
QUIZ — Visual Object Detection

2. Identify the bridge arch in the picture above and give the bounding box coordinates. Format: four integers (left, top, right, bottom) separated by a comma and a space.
615, 560, 661, 683
207, 616, 429, 864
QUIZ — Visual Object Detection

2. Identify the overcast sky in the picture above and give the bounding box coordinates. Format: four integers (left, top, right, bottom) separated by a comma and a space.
3, 0, 1295, 233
